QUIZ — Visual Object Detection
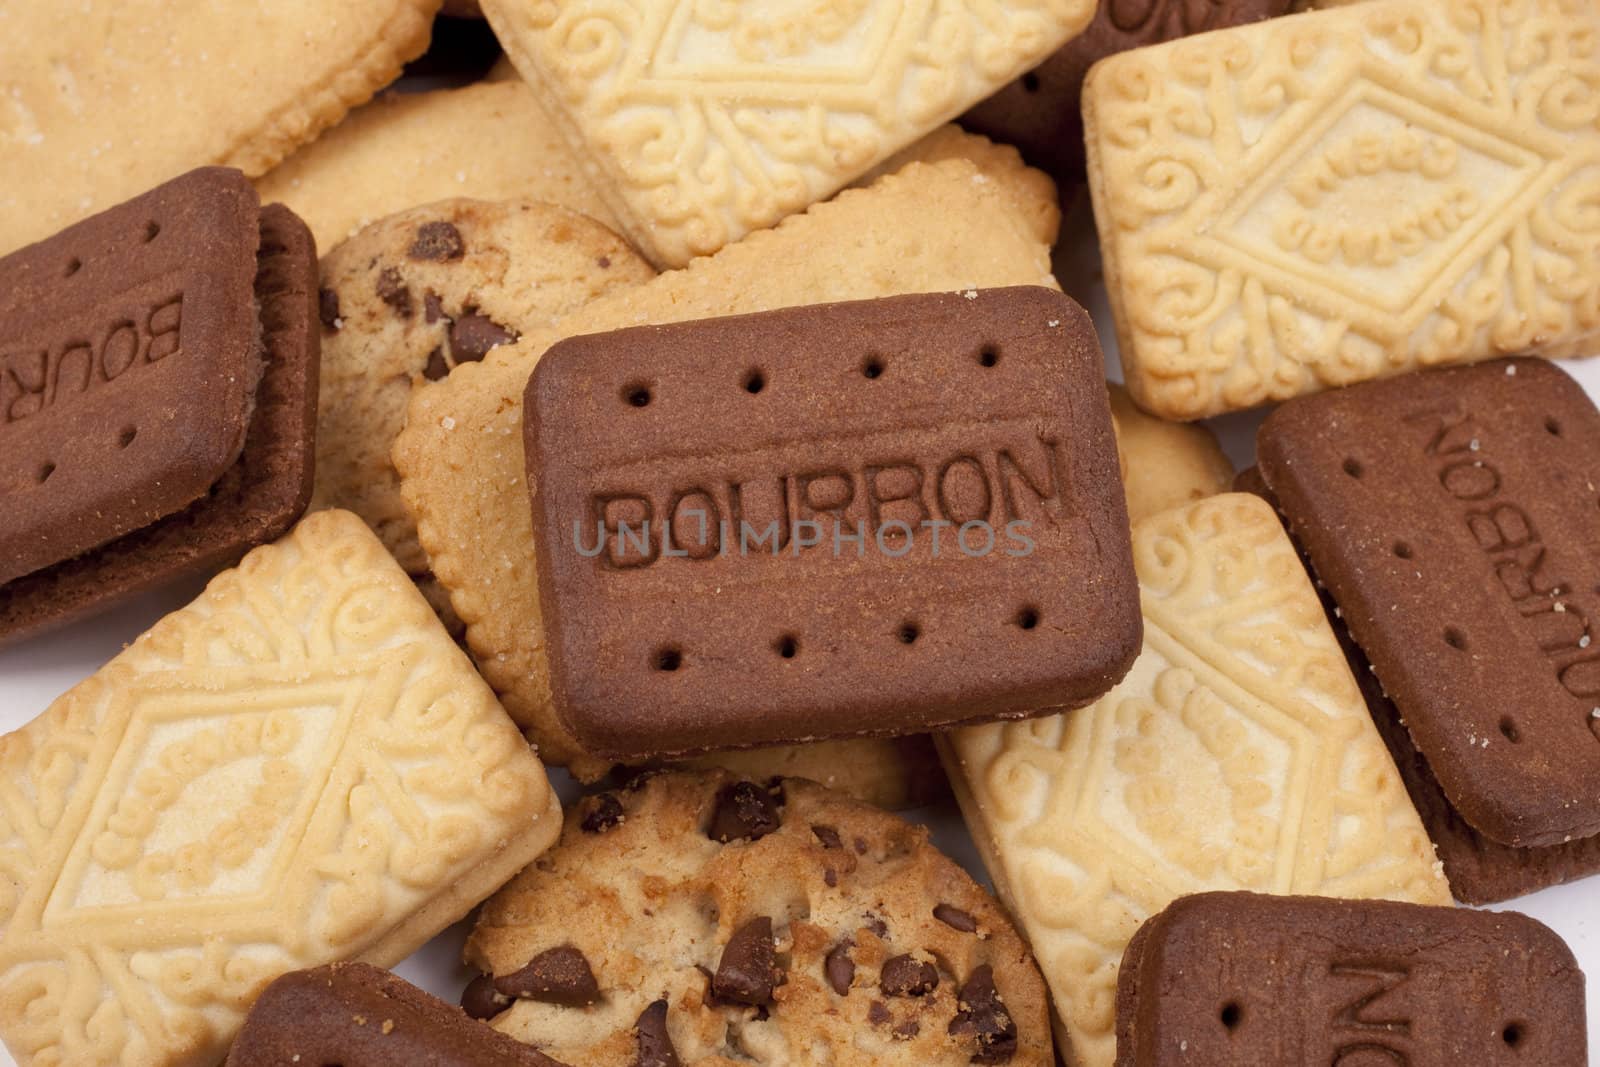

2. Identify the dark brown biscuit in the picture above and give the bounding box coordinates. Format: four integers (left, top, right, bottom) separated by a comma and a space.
0, 167, 263, 585
1115, 892, 1586, 1066
1239, 464, 1600, 904
0, 196, 319, 646
525, 287, 1140, 759
959, 0, 1294, 185
226, 962, 567, 1067
1257, 358, 1600, 847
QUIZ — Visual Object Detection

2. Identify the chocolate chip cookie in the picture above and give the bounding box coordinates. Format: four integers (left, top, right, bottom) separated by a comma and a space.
463, 771, 1052, 1065
309, 197, 652, 612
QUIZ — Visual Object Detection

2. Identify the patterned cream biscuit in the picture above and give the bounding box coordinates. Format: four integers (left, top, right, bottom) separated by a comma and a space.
0, 0, 441, 256
465, 771, 1054, 1065
938, 493, 1449, 1067
255, 82, 623, 251
1083, 0, 1600, 419
1107, 382, 1234, 523
482, 0, 1095, 266
311, 199, 651, 582
392, 155, 1059, 774
0, 510, 561, 1067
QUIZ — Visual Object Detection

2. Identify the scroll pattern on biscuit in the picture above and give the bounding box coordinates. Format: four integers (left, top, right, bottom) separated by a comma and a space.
486, 0, 1096, 265
0, 511, 554, 1067
946, 494, 1448, 1067
1087, 0, 1600, 418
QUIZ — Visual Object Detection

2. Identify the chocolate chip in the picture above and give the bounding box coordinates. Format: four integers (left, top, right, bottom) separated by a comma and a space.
633, 999, 681, 1067
317, 287, 341, 331
949, 965, 1017, 1064
868, 1000, 891, 1025
494, 945, 599, 1006
880, 954, 938, 997
854, 836, 869, 855
812, 825, 842, 849
713, 916, 781, 1005
410, 220, 465, 261
824, 868, 837, 888
424, 290, 445, 324
934, 904, 978, 933
423, 346, 449, 382
460, 974, 508, 1020
706, 781, 781, 843
894, 1019, 921, 1040
376, 267, 412, 318
581, 793, 625, 833
450, 311, 517, 363
824, 940, 855, 996
597, 255, 611, 269
864, 915, 888, 938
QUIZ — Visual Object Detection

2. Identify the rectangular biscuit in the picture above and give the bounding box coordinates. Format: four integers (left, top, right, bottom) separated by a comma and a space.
1237, 462, 1600, 904
0, 179, 321, 647
1083, 0, 1600, 419
961, 0, 1295, 184
0, 510, 561, 1067
939, 492, 1448, 1067
1257, 358, 1600, 847
1116, 892, 1586, 1066
482, 0, 1096, 266
526, 288, 1139, 757
391, 154, 1062, 774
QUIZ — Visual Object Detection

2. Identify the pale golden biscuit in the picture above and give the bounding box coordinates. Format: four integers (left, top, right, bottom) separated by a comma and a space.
865, 125, 1061, 248
0, 0, 441, 255
311, 199, 651, 578
938, 493, 1449, 1067
1107, 382, 1234, 523
255, 82, 622, 250
467, 771, 1053, 1065
0, 510, 561, 1067
1083, 0, 1600, 419
393, 157, 1059, 774
483, 0, 1095, 266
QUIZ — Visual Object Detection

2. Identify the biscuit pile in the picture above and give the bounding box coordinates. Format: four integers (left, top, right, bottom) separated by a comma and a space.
0, 0, 1596, 1065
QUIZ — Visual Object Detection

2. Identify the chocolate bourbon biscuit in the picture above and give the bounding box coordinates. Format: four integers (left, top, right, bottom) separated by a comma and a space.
1257, 358, 1600, 847
1115, 892, 1586, 1066
961, 0, 1294, 185
0, 168, 319, 645
1237, 463, 1600, 904
526, 287, 1139, 758
228, 963, 564, 1067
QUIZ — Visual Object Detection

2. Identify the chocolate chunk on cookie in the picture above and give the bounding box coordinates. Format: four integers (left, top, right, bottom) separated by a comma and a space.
1257, 358, 1600, 847
466, 770, 1053, 1065
961, 0, 1294, 184
308, 198, 652, 618
1115, 892, 1586, 1066
227, 962, 564, 1066
0, 168, 319, 645
526, 287, 1138, 758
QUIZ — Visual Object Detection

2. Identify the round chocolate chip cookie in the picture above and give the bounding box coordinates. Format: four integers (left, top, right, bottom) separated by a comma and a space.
462, 771, 1051, 1065
309, 198, 652, 604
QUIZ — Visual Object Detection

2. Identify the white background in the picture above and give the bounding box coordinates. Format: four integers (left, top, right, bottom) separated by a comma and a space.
1, 195, 1595, 1064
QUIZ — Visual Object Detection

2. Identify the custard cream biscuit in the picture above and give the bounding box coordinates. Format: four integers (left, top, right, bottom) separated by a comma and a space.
1083, 0, 1600, 418
0, 510, 561, 1067
393, 155, 1060, 775
939, 493, 1449, 1067
482, 0, 1095, 266
0, 0, 441, 255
